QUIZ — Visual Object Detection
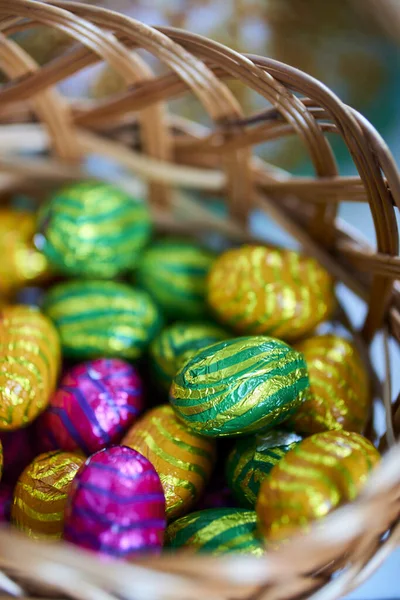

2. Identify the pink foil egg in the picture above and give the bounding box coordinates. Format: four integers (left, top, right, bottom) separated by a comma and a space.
37, 359, 144, 455
0, 429, 36, 484
64, 446, 166, 558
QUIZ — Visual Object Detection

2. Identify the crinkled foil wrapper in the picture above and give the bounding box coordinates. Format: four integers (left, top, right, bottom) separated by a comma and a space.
38, 358, 144, 455
38, 181, 151, 279
257, 430, 380, 544
64, 446, 166, 558
137, 239, 214, 320
43, 280, 162, 360
207, 246, 335, 342
0, 306, 60, 431
11, 450, 84, 539
292, 334, 370, 434
0, 209, 50, 296
166, 508, 265, 556
227, 430, 302, 507
123, 405, 216, 520
151, 322, 228, 390
170, 336, 309, 437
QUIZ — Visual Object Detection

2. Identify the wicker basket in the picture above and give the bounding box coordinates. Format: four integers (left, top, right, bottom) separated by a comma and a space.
0, 1, 400, 598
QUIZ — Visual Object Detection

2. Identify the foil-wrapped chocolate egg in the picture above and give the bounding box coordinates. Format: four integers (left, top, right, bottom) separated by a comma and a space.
0, 306, 60, 431
43, 280, 162, 360
64, 446, 166, 558
166, 508, 264, 556
150, 322, 228, 390
136, 239, 214, 319
0, 428, 35, 483
207, 246, 335, 342
38, 359, 144, 455
123, 405, 216, 520
37, 181, 151, 278
256, 431, 380, 544
170, 336, 309, 437
0, 209, 50, 297
226, 431, 302, 508
291, 334, 370, 434
12, 450, 84, 540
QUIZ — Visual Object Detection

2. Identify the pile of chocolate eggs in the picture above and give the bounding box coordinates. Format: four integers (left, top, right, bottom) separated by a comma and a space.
0, 181, 379, 558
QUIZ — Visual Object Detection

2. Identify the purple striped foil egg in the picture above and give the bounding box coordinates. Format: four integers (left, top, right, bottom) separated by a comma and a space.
37, 359, 144, 455
64, 446, 166, 558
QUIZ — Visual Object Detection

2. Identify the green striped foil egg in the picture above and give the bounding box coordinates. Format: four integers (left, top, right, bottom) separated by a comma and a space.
150, 322, 228, 390
37, 181, 151, 278
226, 431, 302, 508
166, 508, 265, 556
43, 280, 162, 360
136, 238, 215, 320
170, 336, 309, 437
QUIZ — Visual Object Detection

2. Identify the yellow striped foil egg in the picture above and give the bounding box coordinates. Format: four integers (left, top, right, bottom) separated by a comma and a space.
123, 405, 216, 520
256, 430, 380, 544
0, 209, 50, 297
291, 334, 370, 434
0, 305, 60, 431
207, 245, 335, 342
11, 450, 84, 540
166, 508, 265, 556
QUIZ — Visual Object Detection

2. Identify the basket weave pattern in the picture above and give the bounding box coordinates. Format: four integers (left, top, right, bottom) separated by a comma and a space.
0, 1, 399, 598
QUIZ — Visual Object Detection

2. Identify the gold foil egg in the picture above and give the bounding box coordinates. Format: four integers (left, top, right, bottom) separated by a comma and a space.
0, 209, 50, 297
0, 305, 60, 431
291, 334, 370, 434
256, 430, 380, 544
12, 450, 84, 540
123, 405, 216, 520
207, 245, 335, 342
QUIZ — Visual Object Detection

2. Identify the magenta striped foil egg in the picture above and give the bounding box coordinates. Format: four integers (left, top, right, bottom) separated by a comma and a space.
64, 446, 166, 558
37, 359, 144, 455
0, 428, 36, 484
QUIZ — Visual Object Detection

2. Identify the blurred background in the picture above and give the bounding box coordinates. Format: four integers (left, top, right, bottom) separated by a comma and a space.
12, 0, 400, 174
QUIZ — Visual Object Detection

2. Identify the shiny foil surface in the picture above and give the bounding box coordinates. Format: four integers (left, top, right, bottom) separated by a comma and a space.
37, 181, 151, 279
11, 450, 84, 540
0, 209, 50, 296
123, 405, 216, 520
38, 359, 144, 455
43, 280, 162, 360
226, 431, 302, 508
256, 430, 380, 544
150, 322, 228, 390
170, 336, 309, 437
166, 508, 265, 556
64, 446, 166, 558
136, 239, 215, 320
207, 246, 335, 342
0, 428, 35, 483
0, 305, 60, 430
291, 334, 370, 434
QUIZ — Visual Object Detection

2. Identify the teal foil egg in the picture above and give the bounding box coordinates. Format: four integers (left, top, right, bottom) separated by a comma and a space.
43, 280, 162, 360
136, 238, 214, 320
226, 430, 302, 508
37, 181, 151, 278
166, 508, 264, 556
170, 336, 309, 437
150, 322, 228, 390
